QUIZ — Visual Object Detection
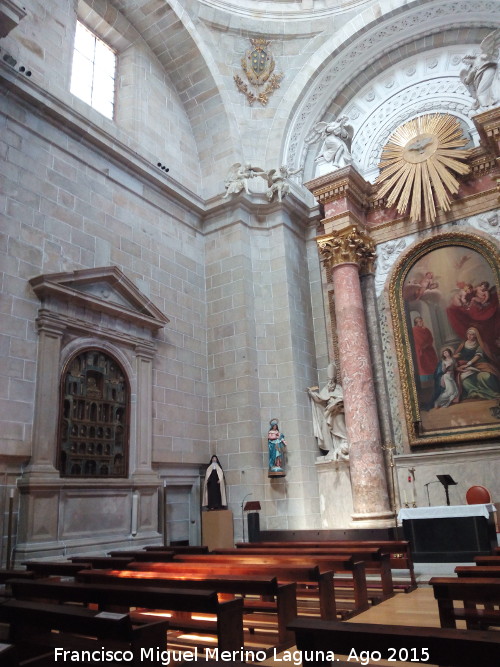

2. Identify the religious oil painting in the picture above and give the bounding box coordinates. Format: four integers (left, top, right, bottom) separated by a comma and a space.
391, 232, 500, 445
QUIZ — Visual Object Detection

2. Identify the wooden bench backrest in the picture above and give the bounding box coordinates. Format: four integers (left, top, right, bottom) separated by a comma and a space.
174, 553, 358, 570
474, 555, 500, 566
430, 576, 500, 602
127, 560, 327, 582
213, 547, 384, 559
288, 617, 500, 666
7, 577, 228, 613
21, 561, 92, 577
77, 568, 283, 596
108, 550, 175, 562
0, 599, 133, 639
455, 566, 500, 578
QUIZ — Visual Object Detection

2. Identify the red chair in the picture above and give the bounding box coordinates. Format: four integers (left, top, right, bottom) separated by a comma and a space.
465, 485, 492, 504
466, 486, 499, 532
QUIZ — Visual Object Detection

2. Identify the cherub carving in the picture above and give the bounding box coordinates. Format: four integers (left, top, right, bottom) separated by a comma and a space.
265, 164, 303, 202
223, 162, 267, 198
306, 115, 353, 170
461, 29, 500, 111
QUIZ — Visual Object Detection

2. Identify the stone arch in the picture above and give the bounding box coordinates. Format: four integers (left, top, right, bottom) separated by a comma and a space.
276, 0, 500, 180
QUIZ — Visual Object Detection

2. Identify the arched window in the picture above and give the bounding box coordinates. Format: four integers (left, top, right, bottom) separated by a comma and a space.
58, 349, 129, 477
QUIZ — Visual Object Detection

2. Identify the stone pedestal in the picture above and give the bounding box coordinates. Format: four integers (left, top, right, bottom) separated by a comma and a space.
317, 458, 354, 529
202, 509, 234, 550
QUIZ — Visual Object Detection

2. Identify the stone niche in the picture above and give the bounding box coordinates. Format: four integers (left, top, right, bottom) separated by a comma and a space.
16, 267, 169, 559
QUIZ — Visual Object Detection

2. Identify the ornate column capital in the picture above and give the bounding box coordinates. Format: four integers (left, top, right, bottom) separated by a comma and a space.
317, 225, 376, 274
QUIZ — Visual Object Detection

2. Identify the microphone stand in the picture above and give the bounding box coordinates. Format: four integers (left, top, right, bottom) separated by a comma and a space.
424, 481, 440, 507
241, 493, 252, 543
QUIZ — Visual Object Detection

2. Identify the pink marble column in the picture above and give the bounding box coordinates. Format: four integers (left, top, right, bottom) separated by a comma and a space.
318, 226, 392, 524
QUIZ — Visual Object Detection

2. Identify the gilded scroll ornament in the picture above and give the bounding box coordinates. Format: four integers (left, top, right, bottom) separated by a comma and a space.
317, 226, 376, 273
375, 114, 471, 223
234, 38, 284, 106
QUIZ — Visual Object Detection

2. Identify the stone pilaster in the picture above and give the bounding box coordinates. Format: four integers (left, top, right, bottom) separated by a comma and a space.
25, 312, 65, 477
132, 344, 159, 484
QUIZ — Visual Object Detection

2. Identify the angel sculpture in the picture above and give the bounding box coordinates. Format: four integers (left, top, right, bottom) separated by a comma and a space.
223, 162, 267, 198
265, 164, 303, 202
461, 29, 500, 111
306, 115, 353, 170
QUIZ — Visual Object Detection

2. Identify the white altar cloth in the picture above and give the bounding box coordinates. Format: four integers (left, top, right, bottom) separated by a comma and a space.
398, 503, 495, 521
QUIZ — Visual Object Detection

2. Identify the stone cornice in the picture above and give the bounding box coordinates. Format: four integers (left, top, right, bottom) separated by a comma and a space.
304, 166, 371, 208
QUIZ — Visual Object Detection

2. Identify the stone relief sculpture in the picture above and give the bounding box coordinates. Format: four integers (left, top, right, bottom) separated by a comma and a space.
223, 162, 267, 198
265, 164, 303, 202
461, 29, 500, 112
306, 362, 349, 461
306, 115, 353, 171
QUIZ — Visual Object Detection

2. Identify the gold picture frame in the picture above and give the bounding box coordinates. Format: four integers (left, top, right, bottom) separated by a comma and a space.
390, 231, 500, 446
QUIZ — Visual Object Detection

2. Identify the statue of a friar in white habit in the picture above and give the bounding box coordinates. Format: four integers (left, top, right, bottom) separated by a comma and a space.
307, 362, 349, 461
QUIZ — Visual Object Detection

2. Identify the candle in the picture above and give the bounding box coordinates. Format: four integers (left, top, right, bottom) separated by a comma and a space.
9, 488, 14, 499
403, 490, 408, 504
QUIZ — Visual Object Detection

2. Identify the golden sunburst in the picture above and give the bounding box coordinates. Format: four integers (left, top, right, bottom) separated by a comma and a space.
375, 114, 471, 223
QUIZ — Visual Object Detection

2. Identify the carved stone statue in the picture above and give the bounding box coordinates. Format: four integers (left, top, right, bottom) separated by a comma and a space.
265, 164, 303, 202
223, 162, 267, 198
461, 29, 500, 111
306, 116, 353, 171
307, 362, 349, 461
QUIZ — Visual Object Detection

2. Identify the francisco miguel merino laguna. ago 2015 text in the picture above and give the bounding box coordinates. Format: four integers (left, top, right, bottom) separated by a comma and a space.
53, 646, 432, 664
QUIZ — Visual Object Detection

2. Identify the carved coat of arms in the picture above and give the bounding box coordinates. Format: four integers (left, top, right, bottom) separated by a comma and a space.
234, 38, 284, 106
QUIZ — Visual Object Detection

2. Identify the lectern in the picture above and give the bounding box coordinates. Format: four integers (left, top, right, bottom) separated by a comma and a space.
437, 474, 457, 506
244, 500, 261, 542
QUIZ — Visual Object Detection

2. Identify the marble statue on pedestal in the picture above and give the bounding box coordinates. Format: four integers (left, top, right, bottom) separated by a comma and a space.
307, 362, 349, 461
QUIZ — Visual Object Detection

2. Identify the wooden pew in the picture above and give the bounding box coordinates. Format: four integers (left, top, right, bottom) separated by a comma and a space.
0, 598, 168, 667
0, 569, 35, 583
236, 539, 416, 591
70, 556, 135, 569
127, 561, 338, 620
173, 553, 371, 612
6, 577, 243, 653
77, 568, 297, 649
108, 550, 175, 562
144, 546, 209, 554
21, 561, 92, 578
455, 565, 500, 579
0, 644, 55, 667
430, 576, 500, 630
474, 555, 500, 566
213, 547, 394, 600
288, 617, 500, 667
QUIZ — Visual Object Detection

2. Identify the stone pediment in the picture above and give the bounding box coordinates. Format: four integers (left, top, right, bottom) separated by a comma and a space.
29, 266, 169, 331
